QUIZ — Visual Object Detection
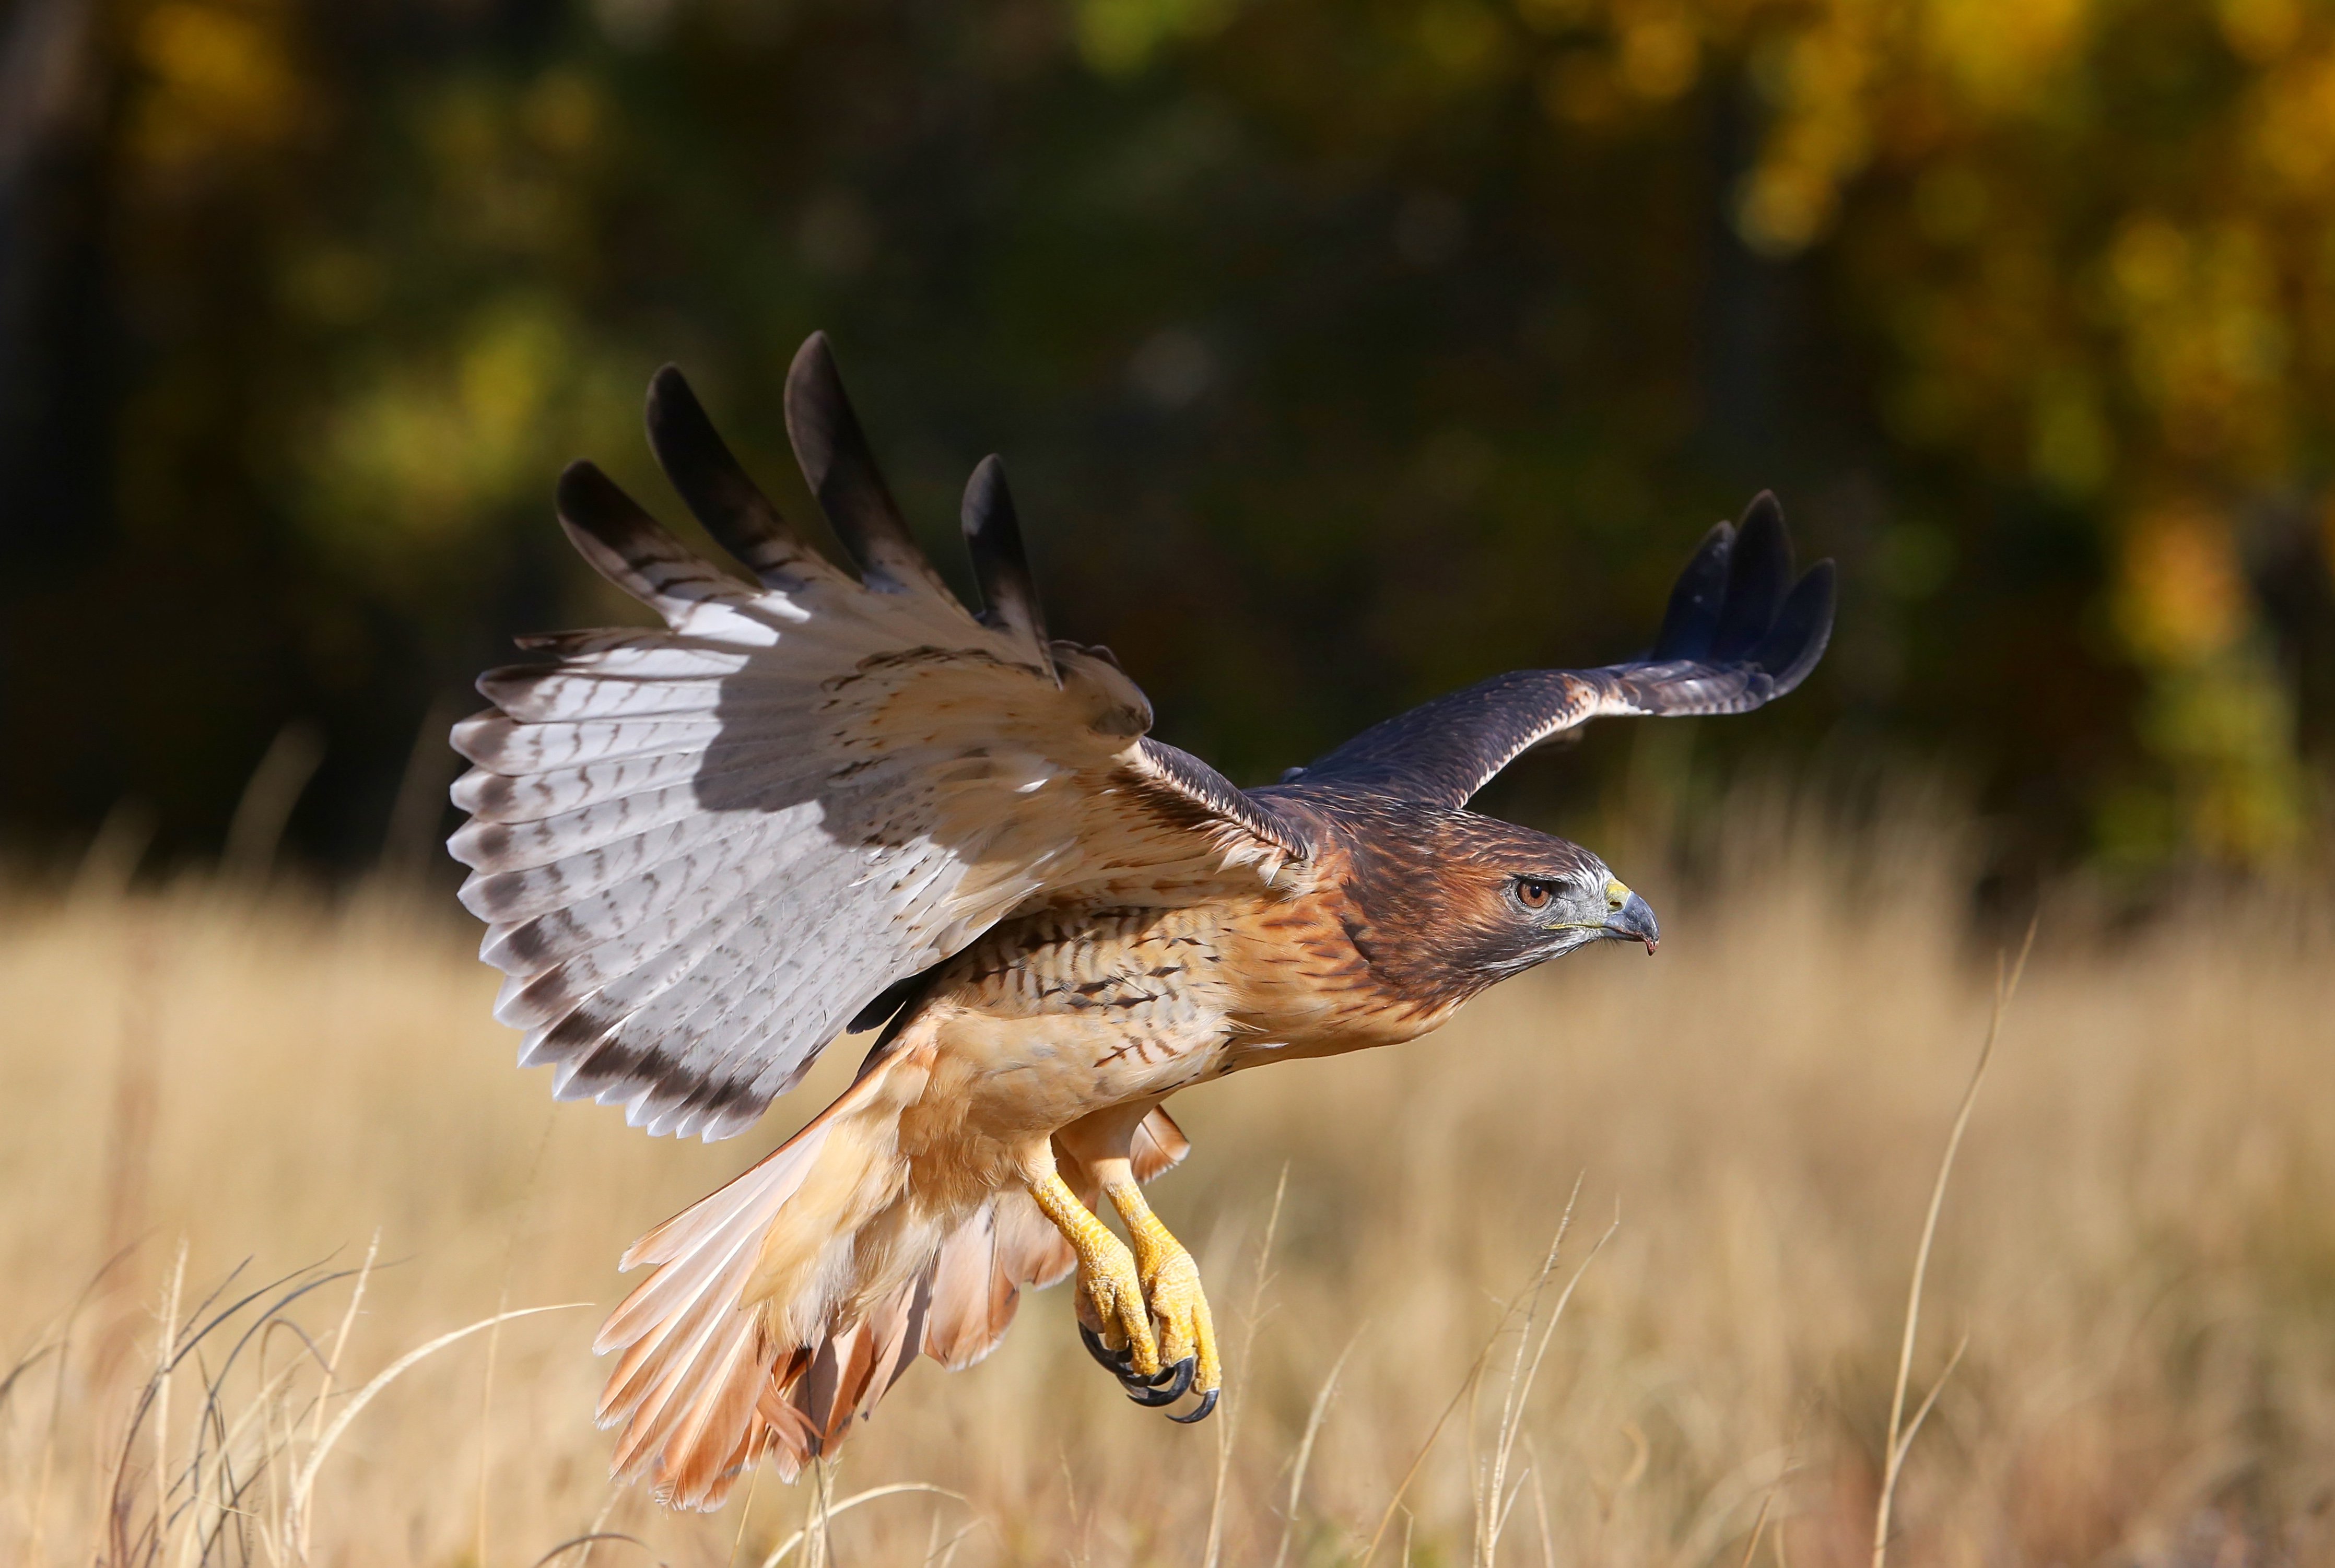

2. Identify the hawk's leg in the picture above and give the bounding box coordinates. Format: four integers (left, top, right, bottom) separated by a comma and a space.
1025, 1162, 1162, 1381
1095, 1159, 1221, 1422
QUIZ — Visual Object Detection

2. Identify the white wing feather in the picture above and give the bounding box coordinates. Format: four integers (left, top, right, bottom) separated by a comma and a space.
451, 460, 1303, 1141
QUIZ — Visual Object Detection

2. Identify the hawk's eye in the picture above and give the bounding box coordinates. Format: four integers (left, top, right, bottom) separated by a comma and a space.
1515, 877, 1555, 910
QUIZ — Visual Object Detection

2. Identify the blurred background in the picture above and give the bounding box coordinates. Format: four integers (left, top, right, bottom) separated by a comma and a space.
6, 0, 2335, 890
7, 8, 2335, 1562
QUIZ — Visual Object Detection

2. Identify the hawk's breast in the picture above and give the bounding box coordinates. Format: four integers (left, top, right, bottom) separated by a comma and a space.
923, 905, 1243, 1118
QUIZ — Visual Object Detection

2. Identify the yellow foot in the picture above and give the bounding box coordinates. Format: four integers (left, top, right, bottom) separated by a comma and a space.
1104, 1179, 1221, 1422
1027, 1170, 1161, 1380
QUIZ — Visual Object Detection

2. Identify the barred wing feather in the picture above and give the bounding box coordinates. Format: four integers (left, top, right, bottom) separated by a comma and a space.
449, 341, 1309, 1142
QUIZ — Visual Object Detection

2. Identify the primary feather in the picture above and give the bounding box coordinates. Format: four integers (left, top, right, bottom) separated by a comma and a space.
450, 360, 1308, 1142
1278, 490, 1834, 808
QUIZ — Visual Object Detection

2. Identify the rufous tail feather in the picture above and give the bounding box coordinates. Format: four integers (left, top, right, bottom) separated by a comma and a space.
592, 1073, 1190, 1511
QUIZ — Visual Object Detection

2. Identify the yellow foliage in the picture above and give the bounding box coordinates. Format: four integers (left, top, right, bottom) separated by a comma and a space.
127, 0, 306, 170
522, 70, 604, 157
2114, 503, 2310, 860
1444, 0, 2335, 864
2218, 0, 2303, 63
1484, 0, 2335, 558
2244, 44, 2335, 190
2135, 646, 2310, 860
1737, 7, 1880, 254
299, 297, 632, 585
1415, 0, 1510, 79
76, 0, 2335, 874
1919, 0, 2091, 113
2118, 502, 2246, 665
1074, 0, 1240, 73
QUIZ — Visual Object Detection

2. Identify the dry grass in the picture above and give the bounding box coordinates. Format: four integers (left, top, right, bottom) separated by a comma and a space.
2, 800, 2331, 1567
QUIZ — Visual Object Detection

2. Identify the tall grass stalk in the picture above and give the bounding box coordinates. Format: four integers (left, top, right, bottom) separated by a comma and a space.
758, 1482, 967, 1567
1470, 1191, 1617, 1568
1869, 916, 2036, 1568
1270, 1326, 1361, 1568
1203, 1166, 1286, 1568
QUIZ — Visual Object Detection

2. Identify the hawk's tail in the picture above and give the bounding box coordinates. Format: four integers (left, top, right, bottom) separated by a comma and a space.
591, 1045, 1190, 1511
591, 1054, 919, 1510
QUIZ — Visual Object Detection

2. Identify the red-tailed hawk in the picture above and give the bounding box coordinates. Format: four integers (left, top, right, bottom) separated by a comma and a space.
448, 334, 1833, 1508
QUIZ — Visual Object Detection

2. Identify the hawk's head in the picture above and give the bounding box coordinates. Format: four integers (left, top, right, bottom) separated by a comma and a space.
1329, 798, 1659, 1006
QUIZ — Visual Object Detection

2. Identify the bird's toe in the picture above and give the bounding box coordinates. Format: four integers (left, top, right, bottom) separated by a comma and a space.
1135, 1236, 1220, 1421
1077, 1242, 1161, 1382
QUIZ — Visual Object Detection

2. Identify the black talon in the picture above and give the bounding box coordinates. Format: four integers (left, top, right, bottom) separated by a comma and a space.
1079, 1323, 1136, 1376
1168, 1387, 1220, 1423
1124, 1357, 1194, 1406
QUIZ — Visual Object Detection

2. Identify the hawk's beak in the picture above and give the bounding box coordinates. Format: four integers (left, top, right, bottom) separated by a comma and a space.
1602, 888, 1660, 954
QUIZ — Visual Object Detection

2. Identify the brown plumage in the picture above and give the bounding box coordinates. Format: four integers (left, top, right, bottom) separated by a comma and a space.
450, 334, 1834, 1507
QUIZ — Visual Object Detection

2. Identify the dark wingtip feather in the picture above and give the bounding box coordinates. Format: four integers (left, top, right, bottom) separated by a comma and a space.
793, 328, 834, 380
783, 333, 838, 446
644, 364, 822, 587
555, 457, 618, 520
961, 453, 1008, 529
1753, 559, 1836, 692
642, 365, 710, 479
555, 458, 745, 618
783, 334, 867, 547
555, 459, 655, 574
1708, 491, 1792, 660
961, 455, 1052, 666
782, 332, 948, 600
647, 361, 691, 412
960, 454, 1014, 555
1651, 521, 1734, 661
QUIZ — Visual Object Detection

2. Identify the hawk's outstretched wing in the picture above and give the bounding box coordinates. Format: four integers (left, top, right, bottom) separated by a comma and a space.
449, 336, 1310, 1142
1278, 493, 1834, 809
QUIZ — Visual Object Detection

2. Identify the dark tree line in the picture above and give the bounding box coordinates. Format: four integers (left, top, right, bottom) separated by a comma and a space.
2, 0, 2330, 883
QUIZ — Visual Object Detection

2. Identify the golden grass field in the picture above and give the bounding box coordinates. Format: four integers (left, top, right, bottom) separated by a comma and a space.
2, 797, 2331, 1567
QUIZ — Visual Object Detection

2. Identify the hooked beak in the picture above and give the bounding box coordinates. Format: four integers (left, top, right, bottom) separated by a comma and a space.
1603, 888, 1660, 954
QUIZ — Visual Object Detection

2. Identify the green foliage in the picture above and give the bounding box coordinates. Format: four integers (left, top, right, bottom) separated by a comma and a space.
3, 0, 2331, 871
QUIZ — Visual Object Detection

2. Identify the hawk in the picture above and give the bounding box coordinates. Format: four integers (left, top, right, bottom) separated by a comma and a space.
448, 334, 1833, 1509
